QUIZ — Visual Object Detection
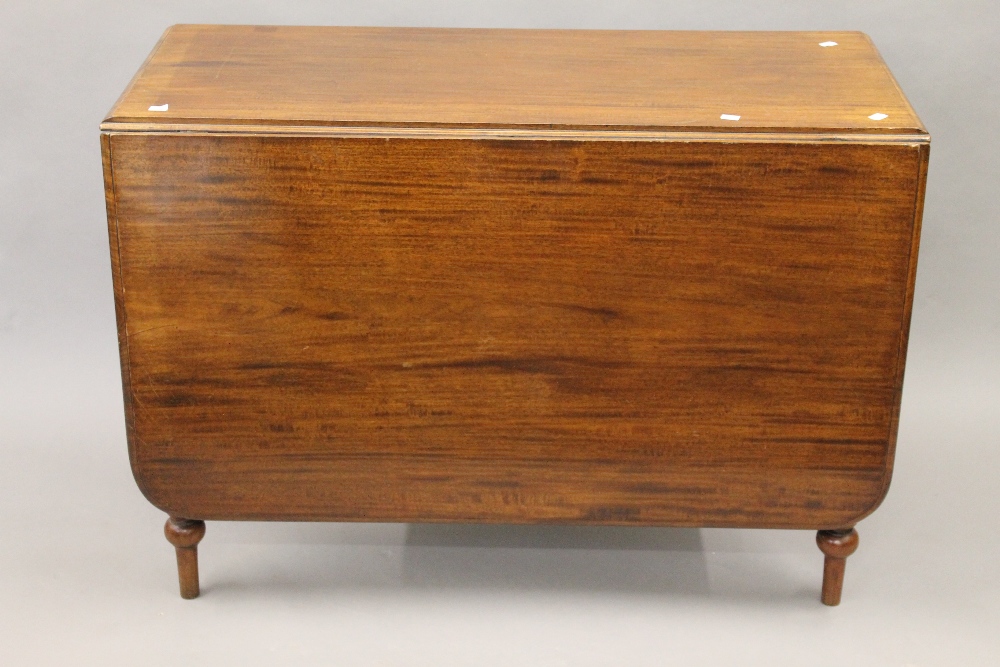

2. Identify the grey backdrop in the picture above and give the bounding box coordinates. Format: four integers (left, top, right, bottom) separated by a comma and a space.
2, 1, 997, 665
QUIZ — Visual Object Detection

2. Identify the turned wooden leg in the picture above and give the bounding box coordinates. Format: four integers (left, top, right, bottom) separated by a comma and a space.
164, 517, 206, 599
816, 527, 859, 606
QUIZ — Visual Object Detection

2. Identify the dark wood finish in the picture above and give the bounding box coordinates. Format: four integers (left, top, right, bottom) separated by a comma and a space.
105, 134, 926, 528
164, 517, 206, 599
101, 26, 929, 602
817, 528, 860, 606
104, 26, 924, 135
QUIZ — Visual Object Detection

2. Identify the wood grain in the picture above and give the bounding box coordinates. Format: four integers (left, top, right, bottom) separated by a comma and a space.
104, 26, 925, 134
104, 132, 926, 528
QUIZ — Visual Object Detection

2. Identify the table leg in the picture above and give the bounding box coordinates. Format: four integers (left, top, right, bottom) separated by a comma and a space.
164, 516, 206, 599
816, 527, 859, 606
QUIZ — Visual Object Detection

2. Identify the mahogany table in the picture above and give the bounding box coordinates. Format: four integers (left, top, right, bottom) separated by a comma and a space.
101, 25, 929, 604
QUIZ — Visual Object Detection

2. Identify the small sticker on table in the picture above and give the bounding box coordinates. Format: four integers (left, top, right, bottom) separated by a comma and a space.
720, 114, 741, 121
868, 112, 888, 120
148, 104, 169, 112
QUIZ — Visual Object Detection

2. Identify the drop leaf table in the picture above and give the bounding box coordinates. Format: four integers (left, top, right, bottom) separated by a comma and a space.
101, 25, 929, 604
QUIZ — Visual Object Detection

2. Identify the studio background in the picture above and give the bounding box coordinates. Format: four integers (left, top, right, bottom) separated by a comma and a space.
1, 1, 996, 665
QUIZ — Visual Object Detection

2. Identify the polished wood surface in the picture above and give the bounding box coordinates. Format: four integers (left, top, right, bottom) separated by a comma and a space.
104, 133, 927, 528
817, 528, 860, 606
102, 26, 930, 602
104, 26, 924, 134
164, 517, 206, 599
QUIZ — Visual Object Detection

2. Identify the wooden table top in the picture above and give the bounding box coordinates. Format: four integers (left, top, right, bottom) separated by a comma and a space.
104, 25, 926, 136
